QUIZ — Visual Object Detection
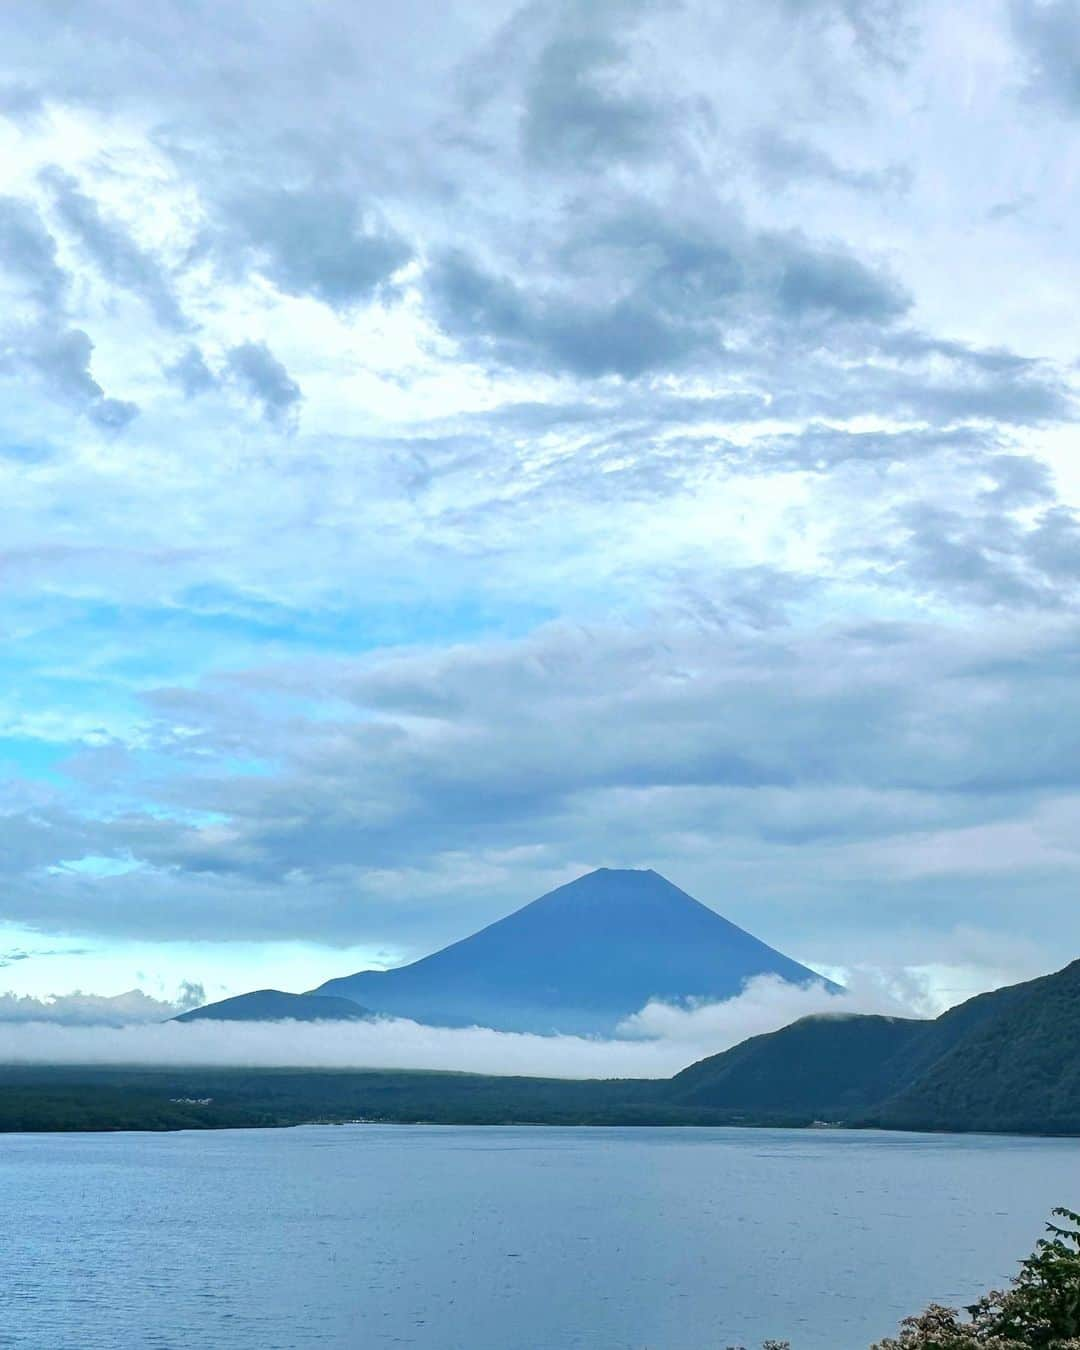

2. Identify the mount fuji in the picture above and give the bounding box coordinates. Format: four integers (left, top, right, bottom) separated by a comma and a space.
309, 867, 835, 1036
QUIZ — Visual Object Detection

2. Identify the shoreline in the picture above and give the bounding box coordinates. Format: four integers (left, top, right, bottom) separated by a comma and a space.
3, 1063, 1078, 1140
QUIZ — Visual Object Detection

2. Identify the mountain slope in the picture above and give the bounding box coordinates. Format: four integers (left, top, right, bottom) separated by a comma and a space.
875, 959, 1080, 1133
314, 867, 835, 1036
174, 990, 373, 1023
669, 1013, 925, 1116
669, 958, 1080, 1131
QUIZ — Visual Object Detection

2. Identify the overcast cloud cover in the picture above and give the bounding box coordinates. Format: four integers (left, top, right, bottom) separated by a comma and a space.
0, 0, 1078, 1056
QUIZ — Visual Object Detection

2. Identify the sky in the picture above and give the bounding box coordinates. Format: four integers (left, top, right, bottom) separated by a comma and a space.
0, 0, 1078, 1036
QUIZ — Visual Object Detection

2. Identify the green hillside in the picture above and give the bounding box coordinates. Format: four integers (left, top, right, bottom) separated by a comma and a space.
674, 957, 1080, 1134
876, 960, 1080, 1134
669, 1013, 924, 1116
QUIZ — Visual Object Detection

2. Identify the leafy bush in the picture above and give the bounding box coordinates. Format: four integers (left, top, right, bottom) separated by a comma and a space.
872, 1209, 1080, 1350
724, 1342, 790, 1349
730, 1209, 1080, 1350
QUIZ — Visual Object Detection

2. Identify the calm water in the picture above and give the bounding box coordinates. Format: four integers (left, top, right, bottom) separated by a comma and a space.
2, 1125, 1079, 1350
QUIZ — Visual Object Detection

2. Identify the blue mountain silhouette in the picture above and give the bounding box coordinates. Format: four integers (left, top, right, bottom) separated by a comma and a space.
313, 867, 835, 1035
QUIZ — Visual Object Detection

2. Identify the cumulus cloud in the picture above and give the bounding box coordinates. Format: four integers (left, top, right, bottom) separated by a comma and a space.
0, 988, 185, 1026
225, 341, 302, 426
222, 188, 412, 309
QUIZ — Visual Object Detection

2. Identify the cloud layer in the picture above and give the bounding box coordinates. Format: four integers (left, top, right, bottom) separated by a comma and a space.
0, 973, 917, 1077
0, 0, 1077, 1006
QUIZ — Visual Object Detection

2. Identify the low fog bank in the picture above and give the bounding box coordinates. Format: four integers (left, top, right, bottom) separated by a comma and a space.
0, 973, 926, 1079
617, 970, 916, 1044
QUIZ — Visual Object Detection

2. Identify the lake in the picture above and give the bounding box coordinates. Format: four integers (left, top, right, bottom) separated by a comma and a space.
3, 1124, 1078, 1349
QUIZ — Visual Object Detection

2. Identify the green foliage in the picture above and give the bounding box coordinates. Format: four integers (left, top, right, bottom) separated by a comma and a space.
0, 1064, 696, 1131
873, 1209, 1080, 1350
724, 1342, 791, 1349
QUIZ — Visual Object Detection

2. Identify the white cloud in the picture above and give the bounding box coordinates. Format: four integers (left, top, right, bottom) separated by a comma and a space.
0, 967, 950, 1076
0, 987, 186, 1026
617, 971, 913, 1044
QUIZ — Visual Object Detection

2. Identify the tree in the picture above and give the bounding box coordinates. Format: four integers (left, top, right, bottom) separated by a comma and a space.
873, 1209, 1080, 1350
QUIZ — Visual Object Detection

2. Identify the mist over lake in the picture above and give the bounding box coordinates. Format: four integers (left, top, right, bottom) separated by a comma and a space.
6, 1125, 1079, 1350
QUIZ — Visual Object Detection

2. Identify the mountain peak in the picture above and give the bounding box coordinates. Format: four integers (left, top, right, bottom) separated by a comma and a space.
314, 867, 835, 1035
589, 867, 660, 879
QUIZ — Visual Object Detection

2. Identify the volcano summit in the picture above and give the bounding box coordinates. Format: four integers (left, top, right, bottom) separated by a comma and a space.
307, 867, 834, 1036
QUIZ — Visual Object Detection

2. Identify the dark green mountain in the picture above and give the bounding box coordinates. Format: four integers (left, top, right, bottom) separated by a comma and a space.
174, 989, 372, 1023
877, 959, 1080, 1133
669, 958, 1080, 1131
670, 1013, 925, 1117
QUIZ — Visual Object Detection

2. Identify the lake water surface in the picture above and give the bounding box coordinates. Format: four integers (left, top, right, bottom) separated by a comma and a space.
3, 1124, 1079, 1350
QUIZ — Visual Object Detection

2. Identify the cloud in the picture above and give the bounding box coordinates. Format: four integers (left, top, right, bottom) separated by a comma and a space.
166, 344, 216, 398
520, 26, 668, 169
752, 129, 909, 194
225, 341, 302, 426
41, 168, 188, 330
0, 196, 68, 308
889, 499, 1080, 609
222, 188, 412, 309
777, 0, 914, 64
427, 248, 696, 379
6, 614, 1080, 962
619, 970, 937, 1043
0, 988, 184, 1026
0, 195, 139, 424
458, 0, 675, 172
774, 239, 908, 320
1011, 0, 1080, 113
0, 969, 922, 1075
0, 0, 1076, 993
0, 1015, 683, 1076
0, 82, 44, 123
426, 206, 910, 379
19, 325, 139, 428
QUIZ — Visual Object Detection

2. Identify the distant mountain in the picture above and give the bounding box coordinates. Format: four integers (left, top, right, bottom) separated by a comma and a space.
668, 958, 1080, 1132
313, 867, 836, 1036
174, 990, 373, 1023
